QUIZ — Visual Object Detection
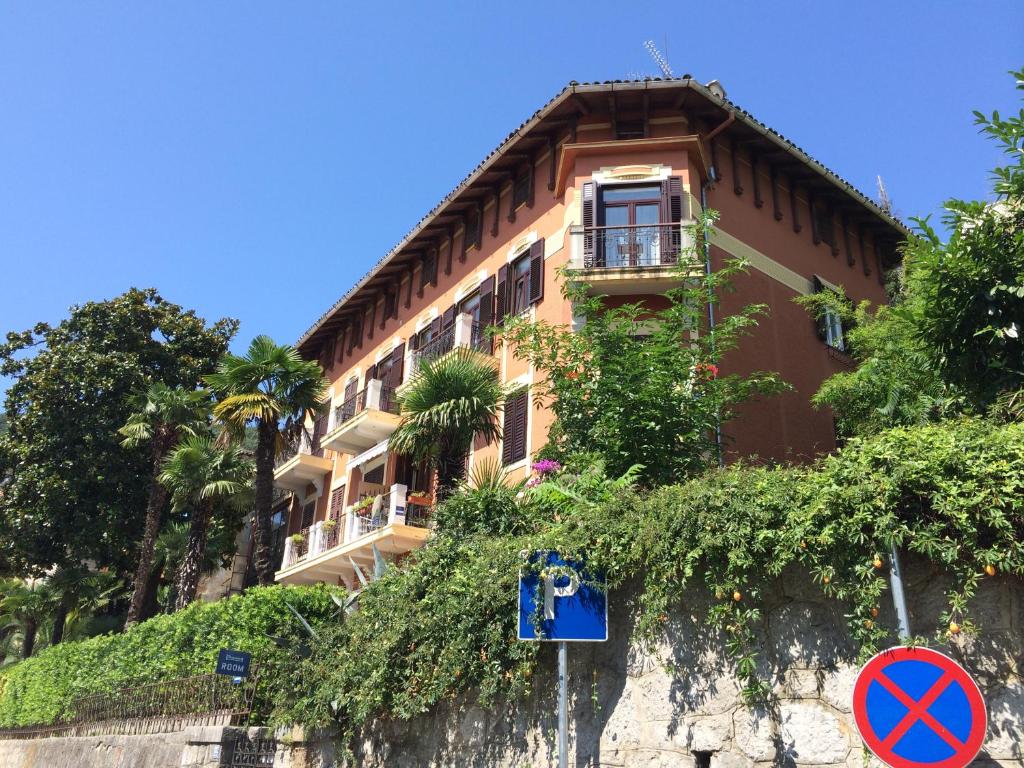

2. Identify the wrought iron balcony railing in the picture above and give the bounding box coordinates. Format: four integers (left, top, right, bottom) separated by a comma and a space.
413, 326, 456, 367
333, 382, 399, 430
579, 223, 683, 269
274, 428, 324, 468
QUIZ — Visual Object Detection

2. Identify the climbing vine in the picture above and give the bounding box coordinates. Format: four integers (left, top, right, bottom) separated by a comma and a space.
274, 417, 1023, 734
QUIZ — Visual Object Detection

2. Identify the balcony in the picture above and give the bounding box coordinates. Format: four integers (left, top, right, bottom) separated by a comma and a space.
567, 223, 700, 295
320, 379, 402, 456
273, 429, 332, 495
404, 313, 491, 384
275, 483, 433, 586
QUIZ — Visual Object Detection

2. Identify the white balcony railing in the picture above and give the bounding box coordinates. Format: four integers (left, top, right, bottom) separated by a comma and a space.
279, 483, 431, 570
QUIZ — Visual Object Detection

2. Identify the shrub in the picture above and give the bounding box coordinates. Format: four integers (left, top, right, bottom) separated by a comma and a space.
0, 583, 341, 727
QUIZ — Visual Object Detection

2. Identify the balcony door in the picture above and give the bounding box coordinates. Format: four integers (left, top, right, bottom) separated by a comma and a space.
601, 184, 662, 267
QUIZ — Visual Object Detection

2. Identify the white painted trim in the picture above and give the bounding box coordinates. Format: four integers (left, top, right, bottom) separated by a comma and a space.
415, 307, 440, 332
507, 232, 538, 262
456, 270, 489, 303
593, 164, 671, 185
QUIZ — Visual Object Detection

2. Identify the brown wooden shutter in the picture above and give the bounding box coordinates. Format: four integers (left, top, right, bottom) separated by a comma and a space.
344, 378, 358, 401
502, 391, 528, 464
478, 275, 495, 353
390, 342, 405, 386
311, 412, 328, 455
661, 176, 684, 262
441, 304, 456, 332
429, 316, 442, 337
495, 264, 508, 326
514, 392, 528, 462
329, 486, 345, 521
502, 397, 516, 464
365, 362, 377, 384
581, 181, 596, 267
529, 239, 545, 304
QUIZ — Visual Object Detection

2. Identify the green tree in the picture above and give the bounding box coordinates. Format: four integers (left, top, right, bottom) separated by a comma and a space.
205, 336, 326, 586
119, 384, 212, 627
389, 349, 506, 500
159, 435, 253, 610
0, 288, 237, 575
795, 286, 957, 437
503, 212, 785, 486
802, 69, 1024, 436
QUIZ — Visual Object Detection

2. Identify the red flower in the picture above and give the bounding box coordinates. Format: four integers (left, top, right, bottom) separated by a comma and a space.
697, 363, 719, 379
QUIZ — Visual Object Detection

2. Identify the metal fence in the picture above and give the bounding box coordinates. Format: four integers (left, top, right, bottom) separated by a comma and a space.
0, 672, 257, 740
581, 223, 682, 268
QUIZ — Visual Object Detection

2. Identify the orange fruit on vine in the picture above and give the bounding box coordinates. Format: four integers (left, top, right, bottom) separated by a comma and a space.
822, 575, 831, 584
984, 564, 997, 577
863, 620, 873, 629
872, 557, 883, 569
949, 622, 961, 635
870, 607, 879, 618
732, 591, 742, 602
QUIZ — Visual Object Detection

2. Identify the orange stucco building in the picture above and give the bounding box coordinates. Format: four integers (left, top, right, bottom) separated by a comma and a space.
268, 78, 904, 588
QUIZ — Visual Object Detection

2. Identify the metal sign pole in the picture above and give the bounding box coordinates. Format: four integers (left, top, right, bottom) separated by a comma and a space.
558, 641, 568, 768
889, 543, 911, 640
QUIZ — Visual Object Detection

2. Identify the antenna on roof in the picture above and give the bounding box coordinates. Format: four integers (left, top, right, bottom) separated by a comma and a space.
876, 175, 893, 214
644, 40, 674, 78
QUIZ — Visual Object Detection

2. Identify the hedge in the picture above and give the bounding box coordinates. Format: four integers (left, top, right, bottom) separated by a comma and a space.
0, 583, 341, 727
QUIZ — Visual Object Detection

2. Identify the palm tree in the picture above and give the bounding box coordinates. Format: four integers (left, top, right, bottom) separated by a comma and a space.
205, 336, 327, 585
119, 383, 211, 626
0, 578, 50, 658
389, 349, 506, 500
44, 565, 122, 645
159, 435, 253, 610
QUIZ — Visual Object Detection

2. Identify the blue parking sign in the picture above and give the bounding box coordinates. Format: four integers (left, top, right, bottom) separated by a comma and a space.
518, 551, 607, 642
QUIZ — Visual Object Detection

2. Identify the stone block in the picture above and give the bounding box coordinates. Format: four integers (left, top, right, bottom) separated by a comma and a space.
777, 701, 851, 765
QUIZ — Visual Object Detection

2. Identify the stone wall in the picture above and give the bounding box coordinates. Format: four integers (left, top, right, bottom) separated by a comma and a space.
314, 557, 1023, 767
0, 724, 267, 768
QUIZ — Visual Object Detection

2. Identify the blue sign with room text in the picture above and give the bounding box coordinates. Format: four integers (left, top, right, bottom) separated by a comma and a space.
215, 649, 251, 678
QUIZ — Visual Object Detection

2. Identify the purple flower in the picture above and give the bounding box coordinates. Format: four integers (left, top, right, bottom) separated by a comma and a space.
532, 459, 562, 475
525, 476, 542, 488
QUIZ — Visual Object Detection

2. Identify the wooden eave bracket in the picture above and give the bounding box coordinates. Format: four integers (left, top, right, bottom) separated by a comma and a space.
554, 135, 710, 197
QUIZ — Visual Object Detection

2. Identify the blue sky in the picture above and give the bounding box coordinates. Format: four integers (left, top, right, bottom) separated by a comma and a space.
1, 2, 1021, 394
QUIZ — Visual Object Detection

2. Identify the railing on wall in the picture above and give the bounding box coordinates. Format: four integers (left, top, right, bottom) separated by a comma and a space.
0, 672, 258, 740
278, 484, 435, 570
274, 428, 322, 468
576, 222, 685, 269
332, 381, 399, 431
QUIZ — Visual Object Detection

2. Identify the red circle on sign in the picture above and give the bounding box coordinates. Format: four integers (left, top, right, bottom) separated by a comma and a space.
852, 646, 986, 768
